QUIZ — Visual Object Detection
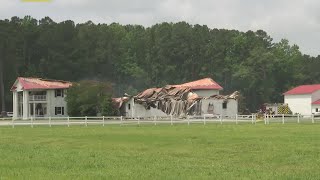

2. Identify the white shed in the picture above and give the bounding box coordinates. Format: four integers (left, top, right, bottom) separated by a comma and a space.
284, 84, 320, 115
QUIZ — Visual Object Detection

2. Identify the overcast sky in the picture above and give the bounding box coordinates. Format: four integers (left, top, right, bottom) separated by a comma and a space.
0, 0, 319, 56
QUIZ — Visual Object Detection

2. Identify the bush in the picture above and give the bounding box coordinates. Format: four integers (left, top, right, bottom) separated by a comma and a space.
66, 80, 116, 116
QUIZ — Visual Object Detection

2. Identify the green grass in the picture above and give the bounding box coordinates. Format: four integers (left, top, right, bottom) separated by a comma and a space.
0, 124, 320, 179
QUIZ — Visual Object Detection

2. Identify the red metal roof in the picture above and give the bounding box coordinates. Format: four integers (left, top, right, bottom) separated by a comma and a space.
173, 78, 223, 90
312, 99, 320, 105
11, 77, 72, 91
283, 84, 320, 95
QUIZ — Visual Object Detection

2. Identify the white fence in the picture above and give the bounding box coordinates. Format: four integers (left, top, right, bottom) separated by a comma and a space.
263, 114, 320, 124
0, 114, 319, 128
0, 114, 256, 128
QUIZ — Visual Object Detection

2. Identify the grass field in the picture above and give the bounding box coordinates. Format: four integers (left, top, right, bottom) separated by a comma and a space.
0, 124, 320, 179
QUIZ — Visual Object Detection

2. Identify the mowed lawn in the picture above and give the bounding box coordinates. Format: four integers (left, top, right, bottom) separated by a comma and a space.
0, 124, 320, 179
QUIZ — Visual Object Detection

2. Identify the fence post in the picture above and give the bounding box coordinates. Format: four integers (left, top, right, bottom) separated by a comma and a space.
120, 116, 123, 126
220, 115, 222, 125
236, 114, 238, 125
103, 116, 105, 126
31, 117, 33, 128
138, 116, 140, 125
251, 114, 254, 124
203, 115, 206, 125
282, 114, 285, 124
267, 114, 270, 124
12, 118, 14, 128
312, 114, 314, 124
49, 116, 51, 127
255, 114, 257, 124
85, 116, 88, 127
170, 115, 173, 126
67, 116, 70, 127
187, 116, 190, 126
297, 114, 300, 124
154, 116, 157, 125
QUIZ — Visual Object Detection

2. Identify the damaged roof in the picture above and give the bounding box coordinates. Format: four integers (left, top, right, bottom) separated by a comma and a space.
173, 78, 223, 90
114, 77, 239, 116
11, 77, 72, 91
112, 97, 130, 109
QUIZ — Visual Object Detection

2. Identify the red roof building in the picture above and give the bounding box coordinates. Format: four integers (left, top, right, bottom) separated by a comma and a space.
11, 77, 72, 120
284, 84, 320, 115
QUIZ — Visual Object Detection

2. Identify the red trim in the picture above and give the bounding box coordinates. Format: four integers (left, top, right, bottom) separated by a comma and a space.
312, 99, 320, 105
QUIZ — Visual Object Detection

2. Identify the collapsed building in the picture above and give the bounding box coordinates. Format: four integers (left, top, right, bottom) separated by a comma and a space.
113, 78, 240, 117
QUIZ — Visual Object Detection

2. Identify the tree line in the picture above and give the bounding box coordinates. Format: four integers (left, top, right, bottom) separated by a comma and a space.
0, 16, 319, 113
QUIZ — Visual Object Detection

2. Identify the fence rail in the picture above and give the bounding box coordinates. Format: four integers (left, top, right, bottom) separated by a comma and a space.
0, 114, 319, 128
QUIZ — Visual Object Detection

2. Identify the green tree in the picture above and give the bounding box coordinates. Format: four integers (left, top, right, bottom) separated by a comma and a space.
66, 81, 114, 116
0, 16, 319, 113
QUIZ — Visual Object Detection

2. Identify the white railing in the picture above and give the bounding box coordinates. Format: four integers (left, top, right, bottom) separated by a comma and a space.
0, 114, 255, 127
29, 95, 47, 101
263, 114, 319, 124
0, 114, 319, 128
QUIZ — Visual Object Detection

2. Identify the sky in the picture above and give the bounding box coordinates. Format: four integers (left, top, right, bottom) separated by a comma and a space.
0, 0, 319, 56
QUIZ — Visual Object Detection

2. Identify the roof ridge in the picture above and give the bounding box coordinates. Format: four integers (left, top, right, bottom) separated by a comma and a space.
19, 77, 71, 83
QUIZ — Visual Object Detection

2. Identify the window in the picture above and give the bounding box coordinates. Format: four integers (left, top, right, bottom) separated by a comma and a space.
222, 102, 227, 109
207, 103, 214, 113
55, 89, 64, 97
55, 107, 64, 115
316, 108, 319, 112
128, 103, 131, 110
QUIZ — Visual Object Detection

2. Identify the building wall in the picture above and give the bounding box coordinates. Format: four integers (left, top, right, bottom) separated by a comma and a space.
284, 94, 311, 115
47, 89, 68, 117
124, 98, 238, 118
201, 99, 238, 116
124, 98, 134, 117
193, 89, 219, 97
124, 98, 167, 118
13, 88, 68, 119
311, 105, 320, 113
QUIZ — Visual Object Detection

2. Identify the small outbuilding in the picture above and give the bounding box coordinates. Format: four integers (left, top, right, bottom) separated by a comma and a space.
284, 84, 320, 115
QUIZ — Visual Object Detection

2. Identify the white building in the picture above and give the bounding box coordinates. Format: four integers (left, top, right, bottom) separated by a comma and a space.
284, 84, 320, 115
11, 77, 72, 119
115, 78, 239, 118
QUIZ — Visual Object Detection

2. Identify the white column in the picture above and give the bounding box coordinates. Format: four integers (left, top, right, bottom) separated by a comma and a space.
22, 91, 29, 120
47, 90, 51, 117
33, 102, 36, 118
12, 91, 18, 119
132, 98, 135, 118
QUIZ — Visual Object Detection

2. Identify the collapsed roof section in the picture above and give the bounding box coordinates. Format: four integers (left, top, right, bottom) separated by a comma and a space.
113, 83, 239, 116
133, 85, 239, 116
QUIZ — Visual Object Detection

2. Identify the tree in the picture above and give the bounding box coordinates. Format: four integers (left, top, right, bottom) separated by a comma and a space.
0, 15, 319, 113
66, 81, 114, 116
